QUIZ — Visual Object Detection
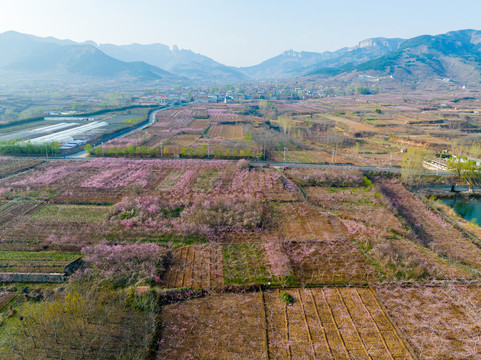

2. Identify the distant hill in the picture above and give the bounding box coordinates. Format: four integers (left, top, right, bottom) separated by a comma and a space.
0, 31, 179, 82
353, 30, 481, 85
98, 43, 248, 83
239, 37, 404, 79
2, 29, 481, 88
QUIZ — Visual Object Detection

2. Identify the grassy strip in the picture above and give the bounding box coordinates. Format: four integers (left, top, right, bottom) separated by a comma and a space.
30, 204, 110, 223
0, 251, 80, 261
0, 293, 19, 313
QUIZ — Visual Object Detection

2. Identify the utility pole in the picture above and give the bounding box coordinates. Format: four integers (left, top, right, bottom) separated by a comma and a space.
283, 146, 286, 166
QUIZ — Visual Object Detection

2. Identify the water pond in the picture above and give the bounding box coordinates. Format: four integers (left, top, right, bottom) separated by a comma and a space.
439, 197, 481, 223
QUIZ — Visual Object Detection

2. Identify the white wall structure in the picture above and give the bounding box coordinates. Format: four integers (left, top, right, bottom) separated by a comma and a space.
28, 122, 79, 134
28, 121, 108, 145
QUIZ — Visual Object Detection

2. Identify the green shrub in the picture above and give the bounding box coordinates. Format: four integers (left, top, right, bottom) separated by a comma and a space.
279, 292, 294, 306
363, 176, 373, 188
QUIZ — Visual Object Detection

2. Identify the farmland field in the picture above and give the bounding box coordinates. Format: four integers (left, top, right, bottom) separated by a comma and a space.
163, 245, 224, 289
283, 241, 378, 284
270, 150, 352, 164
3, 96, 481, 360
208, 125, 243, 139
275, 202, 348, 241
376, 285, 481, 359
222, 244, 272, 285
0, 251, 79, 273
0, 293, 17, 311
0, 159, 42, 178
379, 181, 481, 273
159, 289, 415, 359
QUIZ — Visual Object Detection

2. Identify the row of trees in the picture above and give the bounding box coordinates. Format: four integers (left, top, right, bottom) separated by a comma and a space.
0, 141, 61, 155
447, 155, 481, 191
401, 147, 481, 191
89, 144, 168, 158
180, 145, 260, 159
89, 143, 262, 159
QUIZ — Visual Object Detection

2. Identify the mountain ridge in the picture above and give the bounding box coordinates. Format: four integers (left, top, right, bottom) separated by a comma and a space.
352, 29, 481, 85
1, 29, 481, 87
0, 31, 180, 83
98, 43, 248, 82
239, 37, 405, 79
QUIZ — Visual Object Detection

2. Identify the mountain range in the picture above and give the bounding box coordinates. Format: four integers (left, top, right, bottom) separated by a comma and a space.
239, 38, 405, 79
0, 31, 178, 83
354, 29, 481, 85
97, 43, 247, 82
1, 29, 481, 86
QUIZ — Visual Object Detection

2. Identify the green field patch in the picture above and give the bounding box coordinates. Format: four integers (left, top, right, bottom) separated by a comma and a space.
194, 170, 221, 191
0, 251, 80, 261
156, 171, 185, 192
222, 244, 272, 285
317, 186, 379, 208
30, 204, 110, 223
0, 251, 81, 273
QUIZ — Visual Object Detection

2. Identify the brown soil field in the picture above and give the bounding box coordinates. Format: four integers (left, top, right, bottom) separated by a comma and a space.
0, 221, 105, 251
163, 245, 224, 289
276, 202, 348, 241
208, 125, 244, 139
169, 134, 199, 147
158, 292, 266, 360
188, 119, 210, 131
269, 150, 352, 164
321, 114, 378, 133
158, 288, 414, 359
0, 292, 17, 310
376, 285, 481, 360
283, 241, 378, 284
379, 182, 481, 271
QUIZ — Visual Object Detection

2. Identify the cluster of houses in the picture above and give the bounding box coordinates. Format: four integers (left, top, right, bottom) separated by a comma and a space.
128, 83, 349, 107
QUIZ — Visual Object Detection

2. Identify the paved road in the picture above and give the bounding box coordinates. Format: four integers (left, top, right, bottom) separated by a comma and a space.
251, 160, 451, 176
53, 153, 453, 176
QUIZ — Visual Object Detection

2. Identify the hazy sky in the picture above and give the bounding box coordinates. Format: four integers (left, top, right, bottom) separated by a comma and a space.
1, 0, 480, 67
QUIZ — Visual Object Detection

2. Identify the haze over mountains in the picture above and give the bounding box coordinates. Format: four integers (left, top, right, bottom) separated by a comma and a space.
355, 29, 481, 86
238, 38, 405, 79
98, 43, 248, 82
1, 29, 481, 86
0, 31, 178, 83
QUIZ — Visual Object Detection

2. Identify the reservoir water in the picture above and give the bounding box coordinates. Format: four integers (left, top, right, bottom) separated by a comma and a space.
439, 197, 481, 223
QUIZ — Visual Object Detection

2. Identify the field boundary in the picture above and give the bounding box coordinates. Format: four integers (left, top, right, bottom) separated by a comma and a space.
369, 288, 420, 360
0, 272, 65, 283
